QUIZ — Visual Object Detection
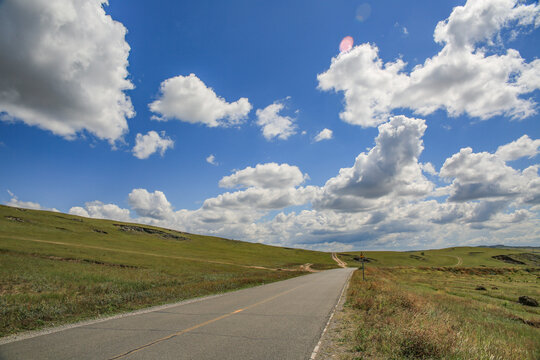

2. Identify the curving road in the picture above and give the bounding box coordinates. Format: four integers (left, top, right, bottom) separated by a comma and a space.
0, 268, 354, 360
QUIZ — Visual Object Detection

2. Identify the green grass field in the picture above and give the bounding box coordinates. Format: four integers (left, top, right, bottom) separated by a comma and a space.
0, 205, 337, 337
330, 248, 540, 359
336, 267, 540, 360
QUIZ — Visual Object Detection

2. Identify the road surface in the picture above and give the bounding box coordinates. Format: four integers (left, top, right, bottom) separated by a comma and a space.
0, 267, 354, 360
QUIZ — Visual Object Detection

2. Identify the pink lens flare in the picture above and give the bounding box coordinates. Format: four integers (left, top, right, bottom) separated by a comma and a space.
339, 36, 354, 53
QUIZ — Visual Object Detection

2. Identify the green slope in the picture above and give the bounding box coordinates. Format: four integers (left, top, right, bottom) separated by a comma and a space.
0, 205, 337, 337
0, 205, 336, 270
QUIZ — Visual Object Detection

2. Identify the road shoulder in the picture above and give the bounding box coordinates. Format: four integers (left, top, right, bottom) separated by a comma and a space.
314, 269, 356, 359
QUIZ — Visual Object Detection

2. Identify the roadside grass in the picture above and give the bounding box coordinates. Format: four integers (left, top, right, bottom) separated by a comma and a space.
339, 247, 540, 268
0, 249, 297, 338
338, 267, 540, 360
0, 205, 338, 337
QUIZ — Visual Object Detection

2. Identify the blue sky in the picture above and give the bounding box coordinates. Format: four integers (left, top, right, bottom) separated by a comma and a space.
1, 0, 539, 250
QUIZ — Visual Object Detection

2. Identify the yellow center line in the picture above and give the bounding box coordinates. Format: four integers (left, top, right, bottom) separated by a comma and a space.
0, 235, 273, 270
108, 284, 304, 359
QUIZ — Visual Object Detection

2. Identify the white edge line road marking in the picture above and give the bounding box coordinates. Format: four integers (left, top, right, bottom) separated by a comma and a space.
310, 269, 353, 360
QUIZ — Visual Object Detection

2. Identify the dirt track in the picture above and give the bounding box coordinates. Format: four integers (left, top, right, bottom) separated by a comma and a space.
332, 253, 347, 268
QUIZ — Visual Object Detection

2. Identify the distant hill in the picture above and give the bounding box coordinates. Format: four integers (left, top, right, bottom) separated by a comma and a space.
338, 246, 540, 267
0, 204, 337, 270
477, 244, 540, 250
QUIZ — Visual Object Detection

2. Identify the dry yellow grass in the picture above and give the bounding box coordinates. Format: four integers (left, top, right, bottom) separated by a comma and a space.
339, 267, 539, 360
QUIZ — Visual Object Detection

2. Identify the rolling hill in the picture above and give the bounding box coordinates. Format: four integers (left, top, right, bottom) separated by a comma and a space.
338, 246, 540, 268
0, 204, 337, 337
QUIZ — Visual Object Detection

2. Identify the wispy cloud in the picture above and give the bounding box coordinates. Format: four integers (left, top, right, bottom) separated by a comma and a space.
206, 154, 218, 165
314, 128, 333, 142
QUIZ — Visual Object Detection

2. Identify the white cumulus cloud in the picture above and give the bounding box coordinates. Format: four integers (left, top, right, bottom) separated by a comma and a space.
314, 116, 434, 211
440, 141, 539, 203
64, 129, 540, 250
69, 201, 130, 222
5, 190, 58, 212
132, 131, 174, 159
128, 189, 174, 220
314, 128, 333, 142
149, 74, 252, 127
0, 0, 134, 143
495, 135, 540, 161
219, 163, 308, 189
256, 102, 297, 140
317, 0, 540, 127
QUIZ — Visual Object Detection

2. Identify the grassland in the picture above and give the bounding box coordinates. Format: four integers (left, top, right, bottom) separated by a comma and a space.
328, 249, 540, 359
339, 246, 540, 268
0, 205, 337, 337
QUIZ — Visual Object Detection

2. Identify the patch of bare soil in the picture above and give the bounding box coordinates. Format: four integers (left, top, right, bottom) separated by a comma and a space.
299, 263, 318, 272
513, 253, 540, 266
45, 256, 138, 268
113, 224, 189, 241
0, 249, 138, 269
332, 253, 347, 268
492, 254, 526, 265
5, 216, 24, 222
509, 314, 540, 328
55, 215, 83, 222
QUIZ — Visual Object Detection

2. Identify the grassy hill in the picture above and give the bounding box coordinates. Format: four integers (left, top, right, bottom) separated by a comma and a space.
334, 266, 540, 360
0, 205, 337, 337
329, 247, 540, 359
338, 246, 540, 268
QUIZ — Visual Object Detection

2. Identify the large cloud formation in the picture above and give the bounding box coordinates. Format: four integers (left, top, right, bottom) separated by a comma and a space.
439, 147, 537, 202
63, 120, 540, 250
0, 0, 134, 142
318, 0, 540, 127
12, 0, 539, 251
149, 74, 252, 127
314, 116, 433, 211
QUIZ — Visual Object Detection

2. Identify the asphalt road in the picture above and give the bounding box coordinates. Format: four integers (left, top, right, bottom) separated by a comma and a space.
0, 267, 354, 360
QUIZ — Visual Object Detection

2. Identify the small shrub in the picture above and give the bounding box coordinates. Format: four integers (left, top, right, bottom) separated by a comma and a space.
518, 296, 538, 307
400, 329, 444, 359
